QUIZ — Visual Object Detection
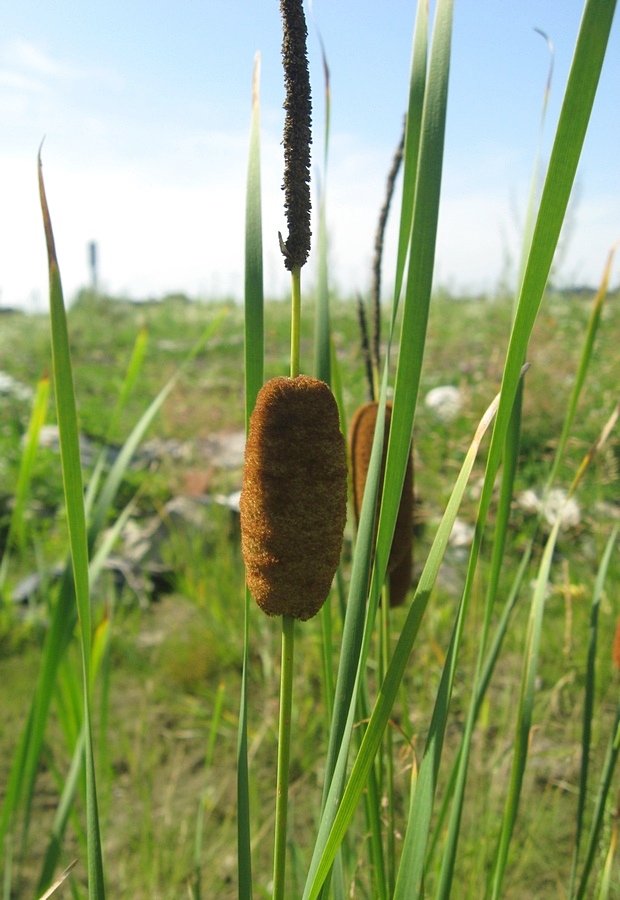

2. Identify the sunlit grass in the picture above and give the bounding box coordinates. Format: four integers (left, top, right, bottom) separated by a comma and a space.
0, 0, 618, 896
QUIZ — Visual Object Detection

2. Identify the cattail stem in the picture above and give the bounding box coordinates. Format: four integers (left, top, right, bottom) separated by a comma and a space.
380, 590, 396, 894
290, 265, 302, 378
273, 614, 295, 900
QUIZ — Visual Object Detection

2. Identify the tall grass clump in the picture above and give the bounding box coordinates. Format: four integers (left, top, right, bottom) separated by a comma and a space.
0, 0, 618, 896
238, 0, 619, 898
0, 166, 222, 896
239, 5, 349, 896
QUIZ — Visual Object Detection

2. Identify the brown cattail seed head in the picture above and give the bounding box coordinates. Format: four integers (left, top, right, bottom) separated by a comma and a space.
280, 0, 312, 270
349, 400, 414, 606
389, 546, 413, 609
240, 376, 347, 620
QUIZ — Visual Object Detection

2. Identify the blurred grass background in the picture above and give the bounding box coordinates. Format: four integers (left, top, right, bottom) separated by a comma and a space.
0, 286, 619, 896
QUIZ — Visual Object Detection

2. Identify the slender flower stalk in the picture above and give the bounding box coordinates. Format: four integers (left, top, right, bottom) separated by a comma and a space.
273, 615, 295, 899
290, 266, 302, 378
242, 9, 330, 892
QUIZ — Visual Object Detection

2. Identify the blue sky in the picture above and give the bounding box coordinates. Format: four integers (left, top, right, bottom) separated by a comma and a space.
0, 1, 618, 310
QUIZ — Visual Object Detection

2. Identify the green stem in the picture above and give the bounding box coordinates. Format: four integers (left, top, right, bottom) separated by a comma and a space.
290, 265, 302, 378
381, 592, 396, 896
273, 614, 295, 900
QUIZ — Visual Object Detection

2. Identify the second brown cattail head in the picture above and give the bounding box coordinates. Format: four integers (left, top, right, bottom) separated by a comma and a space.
389, 545, 413, 609
240, 376, 347, 621
279, 0, 312, 271
349, 400, 414, 606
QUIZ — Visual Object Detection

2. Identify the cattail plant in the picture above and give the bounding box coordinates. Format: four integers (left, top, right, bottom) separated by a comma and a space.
2, 1, 618, 896
239, 3, 348, 897
240, 375, 347, 620
235, 2, 620, 898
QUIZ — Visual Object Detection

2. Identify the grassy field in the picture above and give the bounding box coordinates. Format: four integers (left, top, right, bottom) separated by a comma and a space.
0, 287, 619, 896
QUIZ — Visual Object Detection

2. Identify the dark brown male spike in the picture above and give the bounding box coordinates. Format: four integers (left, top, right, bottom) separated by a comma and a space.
279, 0, 312, 270
371, 121, 405, 373
240, 376, 347, 621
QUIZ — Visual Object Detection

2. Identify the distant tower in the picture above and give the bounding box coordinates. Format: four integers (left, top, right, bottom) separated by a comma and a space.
88, 241, 99, 294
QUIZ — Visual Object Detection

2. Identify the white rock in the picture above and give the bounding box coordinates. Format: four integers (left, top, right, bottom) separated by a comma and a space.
424, 385, 463, 424
449, 517, 475, 548
518, 489, 541, 515
543, 488, 581, 529
517, 487, 581, 530
0, 370, 33, 402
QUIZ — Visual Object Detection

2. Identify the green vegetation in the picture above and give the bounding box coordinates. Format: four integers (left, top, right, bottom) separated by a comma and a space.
1, 0, 619, 897
1, 285, 618, 897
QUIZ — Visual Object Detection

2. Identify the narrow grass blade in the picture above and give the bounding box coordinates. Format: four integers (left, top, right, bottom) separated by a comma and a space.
433, 379, 519, 896
546, 242, 618, 494
392, 0, 428, 307
0, 289, 222, 887
426, 542, 533, 877
193, 796, 205, 900
596, 815, 618, 900
306, 4, 453, 894
316, 0, 441, 823
489, 514, 562, 897
88, 498, 136, 587
36, 617, 111, 894
104, 325, 148, 442
303, 386, 500, 900
3, 169, 221, 894
356, 676, 388, 900
437, 236, 619, 894
434, 61, 558, 878
513, 29, 554, 305
87, 314, 221, 543
426, 7, 617, 889
0, 375, 50, 592
380, 599, 397, 896
571, 525, 619, 898
374, 0, 453, 603
37, 860, 78, 900
455, 0, 618, 693
238, 52, 263, 900
395, 626, 460, 899
164, 677, 221, 894
317, 381, 387, 812
38, 158, 91, 677
311, 52, 344, 894
480, 0, 616, 535
39, 154, 105, 898
490, 408, 619, 898
393, 386, 525, 900
575, 705, 620, 900
9, 376, 50, 551
55, 654, 84, 752
83, 324, 149, 523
